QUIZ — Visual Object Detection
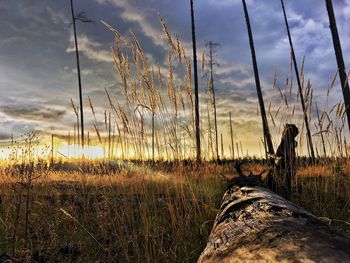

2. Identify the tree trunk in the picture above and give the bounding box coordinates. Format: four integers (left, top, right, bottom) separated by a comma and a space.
198, 183, 350, 262
229, 112, 234, 160
207, 41, 219, 161
242, 0, 274, 156
70, 0, 85, 154
281, 0, 315, 160
325, 0, 350, 134
190, 0, 201, 163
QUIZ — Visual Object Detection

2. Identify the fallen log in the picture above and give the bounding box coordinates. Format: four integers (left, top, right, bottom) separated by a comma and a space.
198, 182, 350, 262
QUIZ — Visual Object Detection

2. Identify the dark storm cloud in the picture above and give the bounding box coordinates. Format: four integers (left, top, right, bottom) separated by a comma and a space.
1, 104, 66, 122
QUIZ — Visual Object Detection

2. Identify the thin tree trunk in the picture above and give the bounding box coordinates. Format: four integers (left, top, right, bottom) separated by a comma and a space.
51, 134, 54, 167
76, 109, 80, 148
229, 112, 234, 160
316, 102, 327, 157
152, 111, 155, 163
242, 0, 274, 156
68, 131, 71, 159
207, 102, 214, 160
108, 112, 111, 160
112, 125, 115, 159
70, 0, 85, 155
190, 0, 201, 162
325, 0, 350, 133
87, 131, 90, 160
74, 124, 76, 157
208, 41, 219, 161
281, 0, 315, 160
220, 133, 224, 159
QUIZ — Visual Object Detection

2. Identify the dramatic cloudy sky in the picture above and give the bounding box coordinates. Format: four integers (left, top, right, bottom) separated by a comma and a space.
0, 0, 350, 156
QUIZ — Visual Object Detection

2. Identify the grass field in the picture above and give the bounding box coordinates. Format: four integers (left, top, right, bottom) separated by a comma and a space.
0, 159, 349, 262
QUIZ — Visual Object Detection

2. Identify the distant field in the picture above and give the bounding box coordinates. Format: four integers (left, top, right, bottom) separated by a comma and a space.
0, 160, 349, 262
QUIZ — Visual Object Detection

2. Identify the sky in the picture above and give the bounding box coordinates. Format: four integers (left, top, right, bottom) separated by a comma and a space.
0, 0, 350, 157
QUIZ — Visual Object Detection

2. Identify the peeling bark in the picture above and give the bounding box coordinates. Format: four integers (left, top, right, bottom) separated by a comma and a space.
198, 184, 350, 263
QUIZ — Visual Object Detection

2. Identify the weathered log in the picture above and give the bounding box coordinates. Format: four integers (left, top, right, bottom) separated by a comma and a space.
198, 183, 350, 262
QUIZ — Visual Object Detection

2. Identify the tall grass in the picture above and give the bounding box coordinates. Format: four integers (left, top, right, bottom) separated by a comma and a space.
0, 163, 227, 262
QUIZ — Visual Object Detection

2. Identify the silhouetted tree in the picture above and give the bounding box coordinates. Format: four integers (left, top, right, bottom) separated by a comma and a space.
69, 0, 94, 156
190, 0, 201, 162
242, 0, 274, 156
281, 0, 315, 160
325, 0, 350, 134
206, 41, 220, 161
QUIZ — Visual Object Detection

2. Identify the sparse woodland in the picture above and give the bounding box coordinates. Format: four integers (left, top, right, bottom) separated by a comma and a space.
0, 0, 350, 262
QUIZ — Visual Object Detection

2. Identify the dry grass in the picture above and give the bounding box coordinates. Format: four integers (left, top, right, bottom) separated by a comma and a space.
0, 162, 227, 262
295, 160, 350, 221
0, 158, 349, 262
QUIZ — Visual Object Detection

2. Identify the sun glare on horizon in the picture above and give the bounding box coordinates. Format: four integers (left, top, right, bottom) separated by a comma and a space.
57, 144, 105, 160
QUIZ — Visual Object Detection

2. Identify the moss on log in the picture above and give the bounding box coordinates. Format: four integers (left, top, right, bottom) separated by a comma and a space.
198, 184, 350, 263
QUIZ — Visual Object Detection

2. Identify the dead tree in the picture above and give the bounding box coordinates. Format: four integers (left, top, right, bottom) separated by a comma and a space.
205, 41, 220, 161
325, 0, 350, 134
198, 181, 350, 262
69, 0, 85, 155
316, 102, 327, 157
69, 0, 94, 156
281, 0, 315, 160
242, 0, 274, 156
229, 112, 235, 160
190, 0, 201, 162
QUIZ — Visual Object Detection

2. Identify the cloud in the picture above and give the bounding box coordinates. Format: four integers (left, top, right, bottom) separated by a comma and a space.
46, 6, 70, 25
1, 103, 67, 122
66, 33, 114, 63
95, 0, 169, 49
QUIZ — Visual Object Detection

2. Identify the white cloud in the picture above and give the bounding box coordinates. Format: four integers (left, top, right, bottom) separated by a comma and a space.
95, 0, 168, 48
66, 33, 113, 63
46, 6, 69, 25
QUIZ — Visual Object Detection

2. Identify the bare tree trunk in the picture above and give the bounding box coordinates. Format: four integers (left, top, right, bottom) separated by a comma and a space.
112, 125, 115, 159
70, 0, 85, 155
68, 131, 71, 159
325, 0, 350, 134
220, 133, 224, 159
281, 0, 315, 160
198, 183, 350, 262
73, 124, 76, 157
152, 111, 155, 163
316, 102, 327, 157
87, 131, 90, 160
190, 0, 201, 163
242, 0, 274, 156
51, 134, 54, 167
76, 109, 80, 148
207, 41, 220, 161
108, 112, 111, 160
229, 112, 234, 160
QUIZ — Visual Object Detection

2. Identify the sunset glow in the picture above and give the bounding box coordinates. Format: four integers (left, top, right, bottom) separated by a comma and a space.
57, 144, 105, 160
